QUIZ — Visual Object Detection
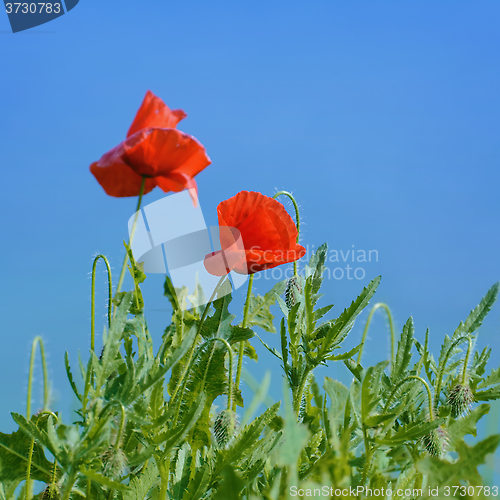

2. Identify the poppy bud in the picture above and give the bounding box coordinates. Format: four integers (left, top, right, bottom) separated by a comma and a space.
213, 409, 238, 448
41, 484, 60, 500
101, 446, 128, 479
285, 276, 302, 309
447, 383, 474, 418
421, 426, 448, 457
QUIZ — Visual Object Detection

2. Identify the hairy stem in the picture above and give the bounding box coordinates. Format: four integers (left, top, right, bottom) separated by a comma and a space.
383, 375, 434, 419
169, 276, 228, 405
115, 176, 146, 304
273, 191, 301, 275
433, 336, 471, 411
174, 337, 233, 422
26, 336, 49, 418
91, 254, 112, 352
25, 411, 58, 500
357, 303, 396, 373
233, 274, 254, 411
461, 337, 473, 385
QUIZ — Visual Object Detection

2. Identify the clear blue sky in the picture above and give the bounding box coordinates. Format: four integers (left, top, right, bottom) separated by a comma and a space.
1, 0, 499, 472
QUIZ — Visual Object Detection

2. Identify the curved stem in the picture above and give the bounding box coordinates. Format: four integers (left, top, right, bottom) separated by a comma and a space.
91, 254, 112, 353
433, 336, 471, 411
273, 191, 301, 276
169, 276, 228, 404
25, 411, 58, 500
174, 337, 233, 422
62, 469, 77, 500
461, 338, 473, 385
115, 176, 146, 303
92, 401, 126, 446
357, 303, 396, 373
27, 336, 49, 418
233, 274, 254, 411
293, 369, 311, 416
383, 376, 434, 419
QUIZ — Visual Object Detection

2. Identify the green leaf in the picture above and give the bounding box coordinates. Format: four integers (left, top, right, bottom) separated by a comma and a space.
97, 292, 132, 389
392, 317, 414, 382
246, 281, 286, 333
473, 386, 500, 402
215, 402, 281, 476
378, 418, 445, 445
212, 465, 245, 500
361, 361, 388, 421
452, 282, 499, 340
201, 294, 254, 344
324, 378, 349, 428
477, 365, 500, 390
318, 276, 381, 359
122, 323, 197, 405
418, 434, 500, 487
447, 404, 489, 450
64, 352, 82, 402
163, 275, 180, 312
0, 426, 52, 484
123, 460, 159, 500
80, 467, 129, 491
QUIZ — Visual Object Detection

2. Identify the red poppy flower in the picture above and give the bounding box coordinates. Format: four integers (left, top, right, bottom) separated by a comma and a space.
90, 90, 211, 202
204, 191, 306, 275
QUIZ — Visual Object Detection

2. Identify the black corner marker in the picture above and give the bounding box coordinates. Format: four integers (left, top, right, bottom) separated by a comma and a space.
3, 0, 79, 33
63, 0, 78, 12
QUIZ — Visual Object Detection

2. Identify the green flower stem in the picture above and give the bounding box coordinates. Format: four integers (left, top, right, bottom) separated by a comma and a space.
114, 176, 147, 306
293, 369, 311, 416
26, 336, 49, 418
174, 337, 233, 423
273, 191, 301, 276
461, 338, 473, 385
25, 411, 58, 500
383, 376, 434, 419
433, 335, 471, 411
169, 276, 228, 404
90, 401, 126, 446
61, 469, 78, 500
233, 274, 254, 411
357, 303, 396, 373
91, 255, 112, 353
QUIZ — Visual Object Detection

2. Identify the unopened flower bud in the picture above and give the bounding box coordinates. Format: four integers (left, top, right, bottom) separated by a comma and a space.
285, 276, 302, 309
101, 446, 128, 479
447, 383, 474, 418
422, 426, 448, 457
42, 484, 60, 500
213, 409, 238, 448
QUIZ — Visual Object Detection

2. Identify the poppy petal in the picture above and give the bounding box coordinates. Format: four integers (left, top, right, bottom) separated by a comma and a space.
123, 128, 211, 179
90, 145, 156, 197
126, 90, 187, 137
155, 173, 199, 206
211, 191, 305, 275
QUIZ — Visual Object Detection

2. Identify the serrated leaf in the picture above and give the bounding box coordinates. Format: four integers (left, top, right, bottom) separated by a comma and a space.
452, 282, 499, 340
123, 459, 159, 500
0, 426, 52, 483
418, 435, 500, 486
246, 281, 286, 333
80, 467, 129, 491
392, 317, 414, 382
318, 276, 381, 359
447, 404, 489, 450
378, 418, 445, 445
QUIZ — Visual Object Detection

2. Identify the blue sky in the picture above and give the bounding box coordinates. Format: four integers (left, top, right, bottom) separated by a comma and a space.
1, 0, 499, 475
